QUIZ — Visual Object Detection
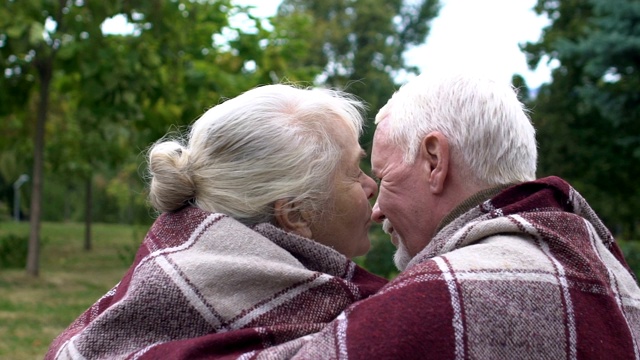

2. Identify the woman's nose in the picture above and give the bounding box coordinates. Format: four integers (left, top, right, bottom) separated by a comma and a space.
363, 173, 378, 200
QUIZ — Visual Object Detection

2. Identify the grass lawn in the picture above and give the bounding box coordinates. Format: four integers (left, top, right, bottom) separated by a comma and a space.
0, 221, 144, 360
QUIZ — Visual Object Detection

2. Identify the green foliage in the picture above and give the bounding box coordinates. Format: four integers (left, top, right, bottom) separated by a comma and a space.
0, 234, 28, 269
557, 0, 640, 156
354, 223, 398, 279
116, 226, 144, 266
618, 239, 640, 280
522, 0, 640, 237
0, 0, 291, 226
276, 0, 440, 148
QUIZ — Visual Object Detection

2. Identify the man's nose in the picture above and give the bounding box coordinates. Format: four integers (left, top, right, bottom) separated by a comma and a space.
371, 201, 385, 223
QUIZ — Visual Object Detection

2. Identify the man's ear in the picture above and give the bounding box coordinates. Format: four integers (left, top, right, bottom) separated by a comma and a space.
273, 199, 313, 238
419, 131, 449, 194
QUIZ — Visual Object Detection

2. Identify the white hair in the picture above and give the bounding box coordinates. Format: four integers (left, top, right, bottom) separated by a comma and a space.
376, 72, 537, 185
383, 219, 412, 271
147, 84, 365, 225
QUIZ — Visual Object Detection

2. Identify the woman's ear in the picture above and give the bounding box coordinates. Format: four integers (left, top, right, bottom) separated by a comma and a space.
419, 131, 449, 194
273, 199, 313, 239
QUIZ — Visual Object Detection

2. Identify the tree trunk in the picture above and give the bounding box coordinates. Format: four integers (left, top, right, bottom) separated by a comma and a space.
26, 57, 53, 277
84, 175, 93, 251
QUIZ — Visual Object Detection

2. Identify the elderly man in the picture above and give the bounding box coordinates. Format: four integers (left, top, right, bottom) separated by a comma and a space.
250, 73, 640, 359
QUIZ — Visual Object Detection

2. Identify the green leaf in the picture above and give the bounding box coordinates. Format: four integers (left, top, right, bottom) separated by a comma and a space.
57, 42, 77, 60
28, 21, 45, 45
6, 23, 27, 38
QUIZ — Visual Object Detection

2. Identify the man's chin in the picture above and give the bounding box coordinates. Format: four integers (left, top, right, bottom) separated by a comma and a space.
393, 243, 413, 271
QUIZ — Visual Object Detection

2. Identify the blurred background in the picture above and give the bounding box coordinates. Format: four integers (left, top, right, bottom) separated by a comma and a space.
1, 0, 639, 358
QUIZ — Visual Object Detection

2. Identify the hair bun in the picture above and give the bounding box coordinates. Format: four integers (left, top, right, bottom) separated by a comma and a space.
148, 141, 196, 212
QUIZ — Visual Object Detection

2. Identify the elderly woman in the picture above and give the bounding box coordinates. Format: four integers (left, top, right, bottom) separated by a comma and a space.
45, 84, 387, 360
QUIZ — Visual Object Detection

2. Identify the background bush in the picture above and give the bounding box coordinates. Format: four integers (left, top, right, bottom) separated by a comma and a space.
0, 234, 28, 269
619, 239, 640, 280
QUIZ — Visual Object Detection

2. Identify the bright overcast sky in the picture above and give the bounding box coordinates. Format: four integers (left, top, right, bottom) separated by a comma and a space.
233, 0, 554, 88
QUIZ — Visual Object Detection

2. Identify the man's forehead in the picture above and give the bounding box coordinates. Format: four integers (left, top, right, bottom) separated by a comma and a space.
375, 111, 392, 128
372, 118, 393, 150
371, 126, 394, 171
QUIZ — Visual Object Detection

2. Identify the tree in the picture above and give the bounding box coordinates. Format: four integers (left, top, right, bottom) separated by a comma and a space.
226, 8, 325, 86
0, 0, 96, 275
558, 0, 640, 157
0, 56, 33, 218
275, 0, 440, 146
522, 0, 640, 237
0, 0, 270, 274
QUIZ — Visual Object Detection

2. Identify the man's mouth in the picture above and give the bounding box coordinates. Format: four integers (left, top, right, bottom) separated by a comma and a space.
382, 220, 398, 246
382, 219, 394, 234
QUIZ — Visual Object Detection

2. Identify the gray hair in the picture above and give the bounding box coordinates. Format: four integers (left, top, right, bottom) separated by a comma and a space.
375, 72, 537, 185
147, 84, 365, 225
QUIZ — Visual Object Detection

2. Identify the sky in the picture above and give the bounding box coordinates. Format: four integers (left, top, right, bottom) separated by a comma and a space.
232, 0, 555, 88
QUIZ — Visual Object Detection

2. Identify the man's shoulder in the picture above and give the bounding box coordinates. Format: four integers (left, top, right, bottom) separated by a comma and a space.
402, 233, 540, 273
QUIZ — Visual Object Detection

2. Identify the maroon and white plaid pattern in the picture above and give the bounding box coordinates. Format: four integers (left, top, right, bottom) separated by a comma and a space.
45, 207, 387, 360
253, 176, 640, 359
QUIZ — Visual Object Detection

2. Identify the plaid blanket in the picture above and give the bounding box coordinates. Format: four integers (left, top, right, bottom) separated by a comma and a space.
45, 207, 387, 360
252, 176, 640, 359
